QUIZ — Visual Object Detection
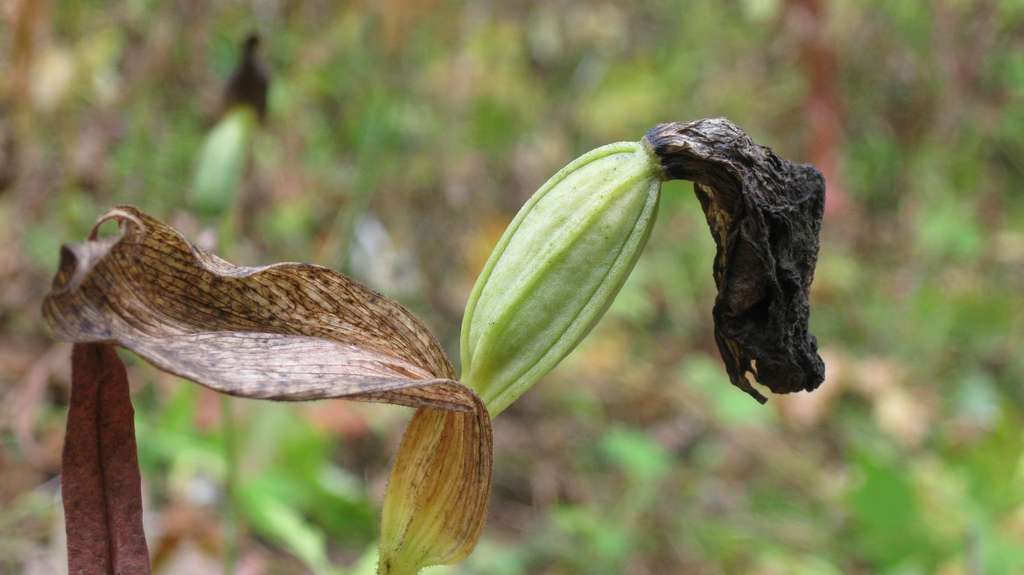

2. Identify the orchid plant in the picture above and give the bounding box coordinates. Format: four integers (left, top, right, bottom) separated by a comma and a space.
46, 32, 825, 575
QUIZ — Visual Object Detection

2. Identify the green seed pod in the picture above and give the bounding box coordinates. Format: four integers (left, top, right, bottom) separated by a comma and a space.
189, 106, 256, 219
461, 141, 661, 416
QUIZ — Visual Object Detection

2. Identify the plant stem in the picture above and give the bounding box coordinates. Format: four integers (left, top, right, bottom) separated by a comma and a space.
218, 192, 243, 574
222, 394, 239, 574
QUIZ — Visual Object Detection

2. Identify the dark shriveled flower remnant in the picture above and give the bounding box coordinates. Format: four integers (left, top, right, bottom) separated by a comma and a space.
644, 118, 826, 402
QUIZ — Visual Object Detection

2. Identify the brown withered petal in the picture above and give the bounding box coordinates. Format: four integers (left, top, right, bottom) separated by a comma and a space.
43, 206, 491, 571
644, 119, 826, 402
63, 343, 150, 575
379, 393, 492, 573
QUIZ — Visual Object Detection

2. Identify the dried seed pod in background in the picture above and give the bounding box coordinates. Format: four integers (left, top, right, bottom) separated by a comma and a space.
189, 31, 267, 222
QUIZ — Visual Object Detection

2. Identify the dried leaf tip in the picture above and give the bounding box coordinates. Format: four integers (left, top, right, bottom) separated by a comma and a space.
225, 31, 269, 120
643, 118, 826, 402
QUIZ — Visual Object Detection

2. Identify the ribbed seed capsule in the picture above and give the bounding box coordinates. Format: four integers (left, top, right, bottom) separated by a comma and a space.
461, 141, 661, 416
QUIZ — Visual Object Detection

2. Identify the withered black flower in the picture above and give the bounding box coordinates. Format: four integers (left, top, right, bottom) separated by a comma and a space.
644, 118, 826, 402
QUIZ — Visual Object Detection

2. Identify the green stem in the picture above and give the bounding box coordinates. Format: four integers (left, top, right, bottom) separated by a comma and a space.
219, 214, 240, 573
222, 394, 239, 574
377, 558, 420, 575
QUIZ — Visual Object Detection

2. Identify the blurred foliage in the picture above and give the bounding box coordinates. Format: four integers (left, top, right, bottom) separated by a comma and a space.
1, 0, 1023, 573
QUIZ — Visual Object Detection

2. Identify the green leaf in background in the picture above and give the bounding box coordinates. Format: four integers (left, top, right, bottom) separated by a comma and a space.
848, 452, 938, 570
236, 475, 330, 575
913, 194, 984, 263
238, 406, 376, 543
600, 426, 671, 484
135, 383, 225, 481
957, 414, 1024, 518
972, 518, 1024, 575
680, 356, 774, 426
550, 506, 631, 575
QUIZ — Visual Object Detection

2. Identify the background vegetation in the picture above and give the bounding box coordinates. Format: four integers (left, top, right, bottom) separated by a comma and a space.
1, 1, 1022, 573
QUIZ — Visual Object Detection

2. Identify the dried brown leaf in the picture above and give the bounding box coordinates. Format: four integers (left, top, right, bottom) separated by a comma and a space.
43, 207, 462, 405
44, 206, 492, 573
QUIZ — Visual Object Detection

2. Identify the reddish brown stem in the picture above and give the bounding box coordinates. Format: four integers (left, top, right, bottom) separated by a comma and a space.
63, 343, 150, 574
788, 0, 848, 219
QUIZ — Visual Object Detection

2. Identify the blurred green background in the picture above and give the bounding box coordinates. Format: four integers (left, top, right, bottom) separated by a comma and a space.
2, 1, 1023, 573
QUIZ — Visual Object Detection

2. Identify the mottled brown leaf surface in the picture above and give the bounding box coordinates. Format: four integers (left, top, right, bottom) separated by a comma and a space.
44, 206, 492, 572
63, 343, 150, 575
645, 119, 826, 402
46, 207, 461, 407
